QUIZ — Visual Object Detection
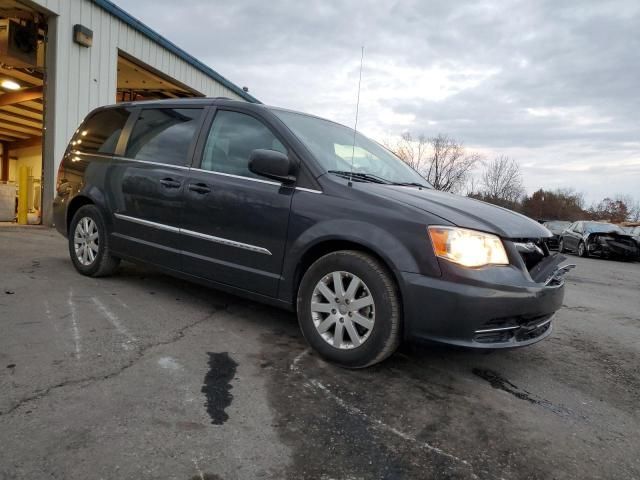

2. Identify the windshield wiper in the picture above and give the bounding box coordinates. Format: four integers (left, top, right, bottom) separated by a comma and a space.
327, 170, 391, 184
390, 181, 429, 188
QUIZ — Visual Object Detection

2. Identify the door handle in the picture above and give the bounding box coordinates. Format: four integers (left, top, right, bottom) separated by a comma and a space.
159, 178, 181, 189
188, 183, 211, 194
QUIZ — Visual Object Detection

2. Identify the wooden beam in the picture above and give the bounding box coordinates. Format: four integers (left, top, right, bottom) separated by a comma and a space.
0, 128, 28, 139
2, 104, 43, 117
0, 66, 42, 87
0, 118, 41, 136
1, 141, 8, 182
0, 111, 42, 128
7, 137, 41, 150
0, 86, 43, 107
21, 101, 43, 112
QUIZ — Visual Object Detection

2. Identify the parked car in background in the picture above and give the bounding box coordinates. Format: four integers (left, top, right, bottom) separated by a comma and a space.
53, 98, 574, 367
623, 226, 640, 250
559, 221, 639, 260
542, 220, 572, 250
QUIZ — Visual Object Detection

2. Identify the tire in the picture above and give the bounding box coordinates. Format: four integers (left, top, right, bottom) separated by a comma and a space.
296, 250, 401, 368
558, 239, 565, 253
577, 241, 588, 258
68, 205, 120, 277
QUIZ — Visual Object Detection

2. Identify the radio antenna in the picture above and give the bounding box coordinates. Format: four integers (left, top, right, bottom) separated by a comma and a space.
349, 46, 364, 187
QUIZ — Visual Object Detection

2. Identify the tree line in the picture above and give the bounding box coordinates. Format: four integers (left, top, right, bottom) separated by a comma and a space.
385, 133, 640, 223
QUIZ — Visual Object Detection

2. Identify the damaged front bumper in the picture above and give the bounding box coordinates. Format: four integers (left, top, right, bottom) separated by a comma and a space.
401, 252, 574, 348
587, 238, 639, 259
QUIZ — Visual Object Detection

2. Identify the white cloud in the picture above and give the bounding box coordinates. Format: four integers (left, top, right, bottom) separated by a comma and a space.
113, 0, 640, 203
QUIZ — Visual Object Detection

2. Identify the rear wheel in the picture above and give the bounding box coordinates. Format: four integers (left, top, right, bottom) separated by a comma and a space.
68, 205, 120, 277
297, 250, 401, 368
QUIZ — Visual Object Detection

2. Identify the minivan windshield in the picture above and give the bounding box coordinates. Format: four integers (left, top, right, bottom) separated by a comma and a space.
273, 109, 431, 187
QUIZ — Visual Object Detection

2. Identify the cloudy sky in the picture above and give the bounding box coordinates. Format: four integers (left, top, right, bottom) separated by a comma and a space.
115, 0, 639, 204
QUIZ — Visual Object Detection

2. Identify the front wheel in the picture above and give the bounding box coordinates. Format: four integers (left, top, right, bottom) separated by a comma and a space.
68, 205, 120, 277
577, 241, 589, 258
297, 251, 401, 368
558, 238, 565, 253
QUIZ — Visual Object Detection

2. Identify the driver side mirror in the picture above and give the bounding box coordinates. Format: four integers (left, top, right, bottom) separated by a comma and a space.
249, 149, 296, 184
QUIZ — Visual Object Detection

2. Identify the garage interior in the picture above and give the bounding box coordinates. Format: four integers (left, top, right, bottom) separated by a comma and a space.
0, 0, 200, 225
0, 1, 46, 225
117, 53, 200, 103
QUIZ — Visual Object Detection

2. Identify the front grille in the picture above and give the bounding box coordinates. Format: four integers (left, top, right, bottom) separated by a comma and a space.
545, 236, 560, 249
514, 239, 550, 271
473, 313, 553, 344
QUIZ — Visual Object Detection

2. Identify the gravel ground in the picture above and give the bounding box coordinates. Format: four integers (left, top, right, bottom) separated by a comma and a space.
1, 226, 639, 480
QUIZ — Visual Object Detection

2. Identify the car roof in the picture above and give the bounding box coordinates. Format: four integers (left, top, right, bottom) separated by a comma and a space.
92, 98, 339, 125
109, 97, 252, 108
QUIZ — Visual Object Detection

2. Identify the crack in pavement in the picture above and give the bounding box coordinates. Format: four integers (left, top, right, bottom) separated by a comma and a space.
0, 306, 228, 417
289, 349, 480, 479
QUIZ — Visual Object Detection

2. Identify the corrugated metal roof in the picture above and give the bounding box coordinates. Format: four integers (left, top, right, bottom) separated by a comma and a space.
90, 0, 261, 103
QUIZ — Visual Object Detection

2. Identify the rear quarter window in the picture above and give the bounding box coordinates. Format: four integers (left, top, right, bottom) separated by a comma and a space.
71, 108, 131, 155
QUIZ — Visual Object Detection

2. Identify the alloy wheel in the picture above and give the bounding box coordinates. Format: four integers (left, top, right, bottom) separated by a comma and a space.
310, 271, 375, 349
74, 217, 99, 266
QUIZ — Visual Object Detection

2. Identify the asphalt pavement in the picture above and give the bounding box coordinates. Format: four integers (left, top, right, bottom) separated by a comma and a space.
1, 226, 639, 480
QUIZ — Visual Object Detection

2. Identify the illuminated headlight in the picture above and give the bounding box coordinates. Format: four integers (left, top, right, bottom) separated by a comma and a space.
428, 226, 509, 268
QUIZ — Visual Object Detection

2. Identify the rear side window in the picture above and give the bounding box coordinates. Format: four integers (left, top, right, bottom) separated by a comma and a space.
125, 108, 203, 166
72, 108, 130, 155
200, 110, 286, 178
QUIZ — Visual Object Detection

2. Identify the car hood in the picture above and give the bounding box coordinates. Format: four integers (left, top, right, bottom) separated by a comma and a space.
585, 231, 634, 240
364, 184, 551, 239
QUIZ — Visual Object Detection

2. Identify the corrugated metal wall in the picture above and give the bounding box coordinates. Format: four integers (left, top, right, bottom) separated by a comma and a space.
29, 0, 247, 223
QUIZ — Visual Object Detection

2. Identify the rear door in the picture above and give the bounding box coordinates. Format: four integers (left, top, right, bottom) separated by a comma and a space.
110, 107, 205, 270
179, 107, 295, 297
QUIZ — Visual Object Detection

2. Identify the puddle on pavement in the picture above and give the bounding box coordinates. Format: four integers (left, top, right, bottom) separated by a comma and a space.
201, 352, 238, 425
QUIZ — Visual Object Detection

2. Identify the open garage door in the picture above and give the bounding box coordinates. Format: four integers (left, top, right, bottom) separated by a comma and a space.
0, 1, 46, 225
117, 52, 203, 102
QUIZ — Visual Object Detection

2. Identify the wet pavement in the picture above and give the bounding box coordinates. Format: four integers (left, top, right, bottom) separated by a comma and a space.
1, 226, 639, 479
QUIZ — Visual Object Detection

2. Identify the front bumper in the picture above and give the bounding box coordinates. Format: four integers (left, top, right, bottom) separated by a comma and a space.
401, 258, 568, 348
546, 235, 560, 250
52, 194, 68, 238
588, 241, 639, 259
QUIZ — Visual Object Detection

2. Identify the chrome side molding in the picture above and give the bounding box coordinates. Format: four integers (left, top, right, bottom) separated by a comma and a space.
180, 228, 272, 255
114, 213, 179, 233
114, 213, 272, 256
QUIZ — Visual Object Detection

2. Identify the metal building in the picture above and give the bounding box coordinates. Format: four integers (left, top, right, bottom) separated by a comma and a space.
0, 0, 258, 225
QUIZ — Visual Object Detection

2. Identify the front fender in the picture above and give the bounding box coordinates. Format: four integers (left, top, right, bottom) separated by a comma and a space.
279, 218, 441, 303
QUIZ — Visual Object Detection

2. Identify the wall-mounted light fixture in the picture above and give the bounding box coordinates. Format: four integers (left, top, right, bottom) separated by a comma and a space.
73, 24, 93, 47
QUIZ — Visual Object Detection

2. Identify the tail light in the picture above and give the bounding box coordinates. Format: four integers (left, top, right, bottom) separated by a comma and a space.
55, 159, 69, 195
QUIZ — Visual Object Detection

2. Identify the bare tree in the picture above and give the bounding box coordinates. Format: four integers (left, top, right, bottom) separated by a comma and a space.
387, 133, 481, 193
628, 198, 640, 222
479, 156, 525, 207
427, 135, 483, 192
386, 132, 430, 172
614, 194, 639, 222
587, 196, 630, 223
